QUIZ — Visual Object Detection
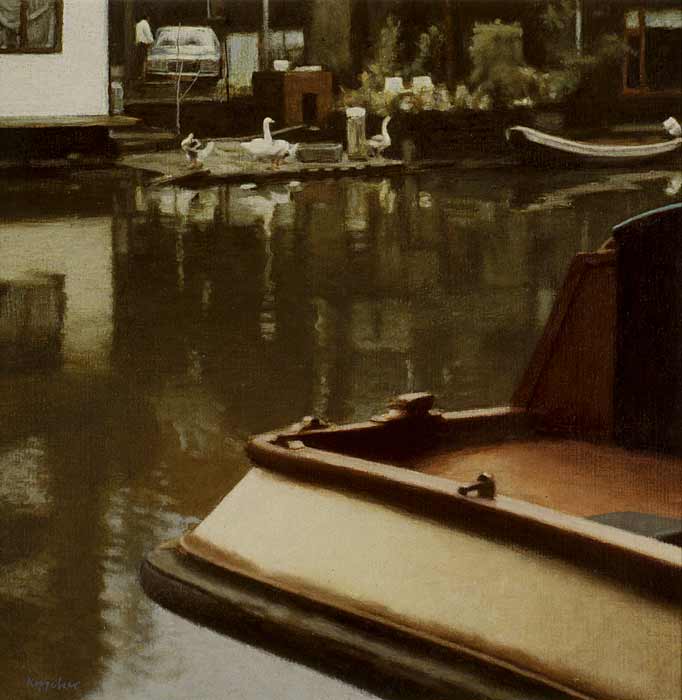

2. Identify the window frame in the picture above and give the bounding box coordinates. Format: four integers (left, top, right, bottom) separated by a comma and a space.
622, 6, 682, 96
0, 0, 63, 54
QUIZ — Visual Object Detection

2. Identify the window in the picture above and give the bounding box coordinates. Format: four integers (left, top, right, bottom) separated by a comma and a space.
207, 0, 227, 20
225, 29, 305, 96
269, 29, 304, 65
226, 33, 259, 96
624, 8, 682, 93
0, 0, 62, 53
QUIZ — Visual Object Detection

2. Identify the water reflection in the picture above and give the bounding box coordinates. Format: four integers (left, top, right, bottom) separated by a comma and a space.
0, 165, 680, 699
0, 273, 64, 371
0, 218, 113, 370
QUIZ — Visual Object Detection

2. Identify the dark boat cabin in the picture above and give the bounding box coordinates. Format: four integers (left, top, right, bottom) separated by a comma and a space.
614, 204, 682, 454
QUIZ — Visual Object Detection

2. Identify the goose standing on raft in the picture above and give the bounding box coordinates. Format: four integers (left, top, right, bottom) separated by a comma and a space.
366, 116, 392, 158
181, 133, 215, 170
241, 117, 294, 169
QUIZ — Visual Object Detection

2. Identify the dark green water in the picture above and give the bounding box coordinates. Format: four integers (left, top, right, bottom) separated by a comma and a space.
1, 165, 680, 699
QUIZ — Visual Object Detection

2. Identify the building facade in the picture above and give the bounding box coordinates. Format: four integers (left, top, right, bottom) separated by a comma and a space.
0, 0, 109, 117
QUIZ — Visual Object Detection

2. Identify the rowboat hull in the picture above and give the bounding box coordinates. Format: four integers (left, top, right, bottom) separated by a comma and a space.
506, 125, 682, 167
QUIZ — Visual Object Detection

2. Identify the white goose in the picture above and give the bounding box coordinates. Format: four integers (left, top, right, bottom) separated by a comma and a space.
241, 117, 293, 169
181, 133, 215, 169
366, 116, 392, 158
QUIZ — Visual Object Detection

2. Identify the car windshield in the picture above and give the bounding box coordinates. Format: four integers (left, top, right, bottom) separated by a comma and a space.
156, 27, 213, 48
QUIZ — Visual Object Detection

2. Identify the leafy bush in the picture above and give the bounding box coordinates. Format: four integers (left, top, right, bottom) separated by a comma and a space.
339, 11, 625, 116
536, 33, 626, 106
537, 1, 626, 107
468, 21, 538, 108
339, 72, 401, 116
406, 26, 445, 81
541, 0, 579, 64
365, 14, 402, 90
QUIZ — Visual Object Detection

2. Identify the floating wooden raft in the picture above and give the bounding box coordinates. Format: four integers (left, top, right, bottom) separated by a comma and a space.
135, 156, 405, 188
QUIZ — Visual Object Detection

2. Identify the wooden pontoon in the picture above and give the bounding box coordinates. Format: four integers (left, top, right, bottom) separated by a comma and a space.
506, 125, 682, 167
142, 204, 682, 700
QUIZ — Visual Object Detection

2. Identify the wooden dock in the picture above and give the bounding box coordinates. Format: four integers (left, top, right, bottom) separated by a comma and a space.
118, 145, 405, 187
0, 115, 139, 129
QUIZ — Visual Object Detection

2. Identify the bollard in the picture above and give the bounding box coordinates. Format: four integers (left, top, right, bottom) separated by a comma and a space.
345, 107, 367, 160
110, 81, 125, 115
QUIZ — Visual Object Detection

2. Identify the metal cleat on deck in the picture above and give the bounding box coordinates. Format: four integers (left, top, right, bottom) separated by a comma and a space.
289, 415, 330, 433
371, 392, 441, 423
458, 472, 497, 500
274, 415, 331, 447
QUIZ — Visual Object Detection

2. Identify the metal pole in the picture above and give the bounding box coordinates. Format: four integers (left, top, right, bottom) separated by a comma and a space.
262, 0, 270, 70
444, 0, 456, 88
123, 0, 135, 88
575, 0, 583, 55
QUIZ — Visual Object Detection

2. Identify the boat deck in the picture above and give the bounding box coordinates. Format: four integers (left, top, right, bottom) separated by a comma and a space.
410, 438, 682, 519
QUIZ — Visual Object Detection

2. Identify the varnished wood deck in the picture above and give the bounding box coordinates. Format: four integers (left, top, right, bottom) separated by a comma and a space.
412, 439, 682, 519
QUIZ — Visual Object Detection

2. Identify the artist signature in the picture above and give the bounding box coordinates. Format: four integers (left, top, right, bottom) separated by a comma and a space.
26, 677, 81, 692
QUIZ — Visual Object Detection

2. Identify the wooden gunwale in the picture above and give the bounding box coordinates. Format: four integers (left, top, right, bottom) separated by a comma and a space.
244, 416, 681, 600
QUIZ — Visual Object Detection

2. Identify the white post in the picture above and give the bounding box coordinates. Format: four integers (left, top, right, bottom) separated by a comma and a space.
345, 107, 367, 160
575, 0, 583, 55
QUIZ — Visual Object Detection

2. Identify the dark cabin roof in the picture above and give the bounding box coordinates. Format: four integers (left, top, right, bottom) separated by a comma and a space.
613, 202, 682, 454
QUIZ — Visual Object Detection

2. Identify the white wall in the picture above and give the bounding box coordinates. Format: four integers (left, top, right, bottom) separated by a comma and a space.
0, 0, 109, 117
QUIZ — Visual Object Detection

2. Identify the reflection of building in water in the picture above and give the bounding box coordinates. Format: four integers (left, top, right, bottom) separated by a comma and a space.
344, 180, 370, 252
310, 297, 338, 418
0, 392, 125, 700
151, 348, 226, 462
111, 170, 677, 428
0, 272, 65, 370
260, 236, 276, 342
226, 185, 295, 342
0, 218, 113, 370
282, 177, 461, 418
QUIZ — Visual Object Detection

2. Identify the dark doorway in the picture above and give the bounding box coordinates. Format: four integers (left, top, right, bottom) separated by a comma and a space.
302, 93, 317, 124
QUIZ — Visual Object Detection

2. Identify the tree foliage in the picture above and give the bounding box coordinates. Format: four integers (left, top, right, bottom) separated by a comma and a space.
365, 14, 402, 89
407, 26, 445, 80
468, 21, 536, 107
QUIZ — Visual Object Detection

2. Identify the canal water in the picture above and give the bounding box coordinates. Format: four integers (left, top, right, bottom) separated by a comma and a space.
1, 164, 680, 700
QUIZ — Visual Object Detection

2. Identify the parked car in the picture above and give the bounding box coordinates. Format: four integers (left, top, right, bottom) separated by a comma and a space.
147, 26, 222, 78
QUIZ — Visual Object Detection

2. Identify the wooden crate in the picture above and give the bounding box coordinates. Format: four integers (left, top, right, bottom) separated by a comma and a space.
296, 142, 343, 163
